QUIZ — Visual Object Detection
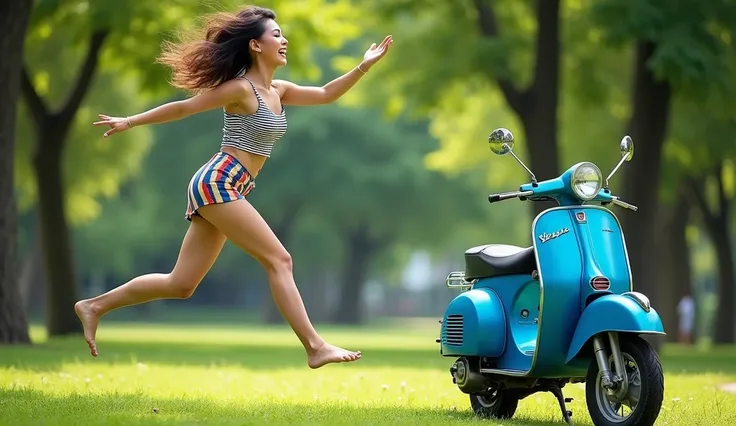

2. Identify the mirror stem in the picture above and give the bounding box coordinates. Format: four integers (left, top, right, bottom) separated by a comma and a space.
508, 148, 537, 184
604, 155, 628, 189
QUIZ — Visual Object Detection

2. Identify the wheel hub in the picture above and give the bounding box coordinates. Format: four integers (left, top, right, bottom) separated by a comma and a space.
596, 353, 642, 421
455, 360, 467, 383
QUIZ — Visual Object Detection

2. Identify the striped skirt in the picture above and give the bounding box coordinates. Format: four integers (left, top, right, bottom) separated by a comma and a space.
185, 151, 255, 221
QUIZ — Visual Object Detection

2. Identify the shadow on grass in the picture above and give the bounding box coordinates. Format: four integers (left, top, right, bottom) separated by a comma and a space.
0, 388, 567, 426
658, 346, 736, 375
3, 335, 736, 377
0, 338, 453, 372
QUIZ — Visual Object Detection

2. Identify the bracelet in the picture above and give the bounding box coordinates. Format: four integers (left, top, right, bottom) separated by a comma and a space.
357, 63, 367, 74
126, 117, 133, 128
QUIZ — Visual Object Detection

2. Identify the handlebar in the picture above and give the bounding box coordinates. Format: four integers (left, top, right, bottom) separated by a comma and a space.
487, 191, 639, 211
488, 190, 534, 204
611, 197, 638, 211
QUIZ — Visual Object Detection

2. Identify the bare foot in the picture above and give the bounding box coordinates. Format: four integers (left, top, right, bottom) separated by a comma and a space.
307, 342, 362, 369
74, 300, 100, 357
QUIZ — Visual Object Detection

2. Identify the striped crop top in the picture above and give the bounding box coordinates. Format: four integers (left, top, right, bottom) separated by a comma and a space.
220, 76, 287, 158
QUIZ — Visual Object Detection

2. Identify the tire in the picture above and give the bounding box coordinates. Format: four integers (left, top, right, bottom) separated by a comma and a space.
469, 389, 518, 419
585, 334, 664, 426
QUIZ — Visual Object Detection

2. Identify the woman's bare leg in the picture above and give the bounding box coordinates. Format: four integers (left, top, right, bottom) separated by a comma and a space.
74, 216, 227, 356
196, 199, 361, 369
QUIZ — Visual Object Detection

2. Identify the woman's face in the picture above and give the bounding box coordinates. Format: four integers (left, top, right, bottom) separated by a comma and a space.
252, 19, 288, 67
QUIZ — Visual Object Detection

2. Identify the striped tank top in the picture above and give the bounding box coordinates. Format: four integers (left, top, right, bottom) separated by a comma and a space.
220, 76, 287, 158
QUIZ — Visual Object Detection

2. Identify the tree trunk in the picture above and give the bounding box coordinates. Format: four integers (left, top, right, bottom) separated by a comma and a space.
712, 230, 735, 343
20, 31, 108, 337
19, 221, 44, 311
263, 204, 302, 324
474, 0, 562, 218
657, 189, 691, 342
34, 136, 83, 335
333, 226, 382, 324
687, 167, 734, 344
618, 41, 672, 350
0, 0, 33, 344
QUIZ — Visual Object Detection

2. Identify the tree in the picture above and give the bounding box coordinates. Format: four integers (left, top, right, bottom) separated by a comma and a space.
349, 0, 563, 217
18, 0, 363, 336
654, 82, 736, 342
670, 96, 736, 343
20, 10, 156, 335
687, 161, 735, 343
588, 0, 736, 348
0, 0, 33, 344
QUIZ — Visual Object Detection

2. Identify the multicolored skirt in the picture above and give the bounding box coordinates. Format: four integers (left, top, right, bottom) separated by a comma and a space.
185, 151, 255, 221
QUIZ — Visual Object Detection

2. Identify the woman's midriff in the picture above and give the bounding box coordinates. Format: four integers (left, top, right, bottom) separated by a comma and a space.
220, 146, 267, 179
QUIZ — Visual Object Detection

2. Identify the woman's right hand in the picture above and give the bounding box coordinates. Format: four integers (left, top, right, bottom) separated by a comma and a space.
93, 114, 133, 138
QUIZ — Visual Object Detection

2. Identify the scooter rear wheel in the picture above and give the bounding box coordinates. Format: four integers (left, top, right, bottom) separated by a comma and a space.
585, 335, 664, 426
469, 389, 518, 419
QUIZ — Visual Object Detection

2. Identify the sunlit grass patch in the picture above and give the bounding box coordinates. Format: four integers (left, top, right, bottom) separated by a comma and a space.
1, 320, 736, 425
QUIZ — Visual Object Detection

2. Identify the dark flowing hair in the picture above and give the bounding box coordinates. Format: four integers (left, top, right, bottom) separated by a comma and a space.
156, 5, 276, 94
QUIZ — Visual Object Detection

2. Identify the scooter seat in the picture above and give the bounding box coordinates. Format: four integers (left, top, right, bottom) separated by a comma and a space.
463, 244, 537, 280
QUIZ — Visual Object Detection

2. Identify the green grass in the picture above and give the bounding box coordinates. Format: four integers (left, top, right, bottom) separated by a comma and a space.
1, 319, 736, 425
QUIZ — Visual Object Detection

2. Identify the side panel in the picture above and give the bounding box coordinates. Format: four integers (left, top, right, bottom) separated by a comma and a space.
475, 275, 540, 374
440, 288, 507, 357
566, 294, 665, 363
531, 208, 587, 377
572, 206, 632, 308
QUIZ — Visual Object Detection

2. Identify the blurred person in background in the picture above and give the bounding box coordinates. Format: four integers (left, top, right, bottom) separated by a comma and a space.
74, 5, 392, 369
677, 292, 696, 345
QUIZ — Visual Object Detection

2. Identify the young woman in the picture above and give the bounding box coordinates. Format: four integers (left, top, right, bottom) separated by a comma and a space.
74, 5, 392, 369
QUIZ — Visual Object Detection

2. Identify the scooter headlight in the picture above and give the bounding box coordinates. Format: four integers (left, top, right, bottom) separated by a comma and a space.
571, 162, 603, 201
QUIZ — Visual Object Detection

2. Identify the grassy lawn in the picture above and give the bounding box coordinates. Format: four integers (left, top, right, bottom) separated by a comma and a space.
1, 318, 736, 425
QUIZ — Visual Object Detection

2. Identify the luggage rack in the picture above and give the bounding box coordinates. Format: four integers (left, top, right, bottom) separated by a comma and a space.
445, 271, 476, 291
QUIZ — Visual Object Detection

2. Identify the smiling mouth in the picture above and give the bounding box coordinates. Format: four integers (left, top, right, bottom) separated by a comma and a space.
278, 48, 287, 58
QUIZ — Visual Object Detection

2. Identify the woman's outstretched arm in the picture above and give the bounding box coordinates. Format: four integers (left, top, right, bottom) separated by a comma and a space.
93, 79, 248, 138
275, 35, 393, 106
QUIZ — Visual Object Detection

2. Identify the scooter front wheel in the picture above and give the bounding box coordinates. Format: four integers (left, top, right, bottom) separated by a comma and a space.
585, 335, 664, 426
469, 389, 518, 419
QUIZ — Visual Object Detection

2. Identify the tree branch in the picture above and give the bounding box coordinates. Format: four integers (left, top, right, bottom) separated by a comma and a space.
58, 30, 109, 123
715, 162, 729, 222
471, 0, 527, 115
20, 67, 48, 126
686, 175, 718, 235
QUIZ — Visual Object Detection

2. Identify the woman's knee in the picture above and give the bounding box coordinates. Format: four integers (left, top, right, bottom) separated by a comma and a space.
166, 273, 201, 298
263, 250, 293, 274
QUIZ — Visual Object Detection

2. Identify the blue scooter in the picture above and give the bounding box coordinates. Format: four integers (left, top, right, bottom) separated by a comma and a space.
439, 128, 665, 426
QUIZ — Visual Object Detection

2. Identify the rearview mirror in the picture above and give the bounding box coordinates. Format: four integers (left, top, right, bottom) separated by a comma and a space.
489, 128, 514, 155
620, 136, 634, 161
604, 135, 635, 188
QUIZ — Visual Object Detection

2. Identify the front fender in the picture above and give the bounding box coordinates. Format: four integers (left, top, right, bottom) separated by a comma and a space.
565, 292, 665, 363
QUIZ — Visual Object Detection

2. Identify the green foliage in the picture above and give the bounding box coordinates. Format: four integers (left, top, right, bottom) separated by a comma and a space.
586, 0, 736, 201
26, 0, 362, 95
588, 0, 736, 97
350, 0, 736, 214
661, 95, 736, 204
16, 28, 153, 225
342, 0, 636, 217
334, 0, 536, 117
256, 104, 487, 254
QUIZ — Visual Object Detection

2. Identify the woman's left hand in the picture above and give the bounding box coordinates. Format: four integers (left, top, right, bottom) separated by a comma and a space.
361, 35, 393, 71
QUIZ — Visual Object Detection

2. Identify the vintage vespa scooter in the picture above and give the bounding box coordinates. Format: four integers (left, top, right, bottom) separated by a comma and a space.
438, 128, 665, 426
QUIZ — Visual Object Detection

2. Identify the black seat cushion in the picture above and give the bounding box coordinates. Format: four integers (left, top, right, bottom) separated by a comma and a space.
464, 244, 537, 280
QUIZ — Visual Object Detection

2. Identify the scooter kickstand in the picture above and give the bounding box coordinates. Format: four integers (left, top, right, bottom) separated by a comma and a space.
549, 385, 573, 425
